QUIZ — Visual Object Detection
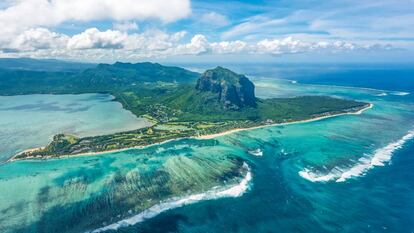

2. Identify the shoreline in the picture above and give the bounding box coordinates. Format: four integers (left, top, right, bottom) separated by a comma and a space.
8, 103, 373, 163
253, 77, 410, 96
198, 103, 373, 139
7, 138, 184, 163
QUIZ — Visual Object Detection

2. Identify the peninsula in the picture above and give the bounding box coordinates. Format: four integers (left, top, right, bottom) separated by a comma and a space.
1, 62, 370, 160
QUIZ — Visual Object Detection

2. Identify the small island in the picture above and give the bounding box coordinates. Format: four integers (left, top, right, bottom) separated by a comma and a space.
6, 64, 371, 161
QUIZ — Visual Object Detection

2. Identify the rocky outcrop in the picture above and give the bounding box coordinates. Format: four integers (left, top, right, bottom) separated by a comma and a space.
196, 66, 256, 109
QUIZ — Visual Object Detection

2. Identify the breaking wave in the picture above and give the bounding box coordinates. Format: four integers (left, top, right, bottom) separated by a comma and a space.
90, 163, 252, 232
299, 130, 414, 183
248, 148, 263, 157
391, 91, 410, 96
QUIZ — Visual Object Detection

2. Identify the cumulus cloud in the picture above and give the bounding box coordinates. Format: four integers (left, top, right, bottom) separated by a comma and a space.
253, 37, 393, 55
175, 34, 210, 55
0, 0, 404, 61
255, 37, 303, 55
0, 27, 395, 61
10, 28, 68, 51
67, 28, 127, 50
211, 41, 247, 54
123, 30, 187, 53
0, 0, 191, 40
174, 36, 246, 55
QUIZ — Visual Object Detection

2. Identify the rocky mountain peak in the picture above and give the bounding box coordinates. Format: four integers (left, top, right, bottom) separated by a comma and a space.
195, 67, 256, 109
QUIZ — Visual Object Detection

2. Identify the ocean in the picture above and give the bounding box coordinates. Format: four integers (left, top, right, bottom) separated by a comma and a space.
0, 64, 413, 232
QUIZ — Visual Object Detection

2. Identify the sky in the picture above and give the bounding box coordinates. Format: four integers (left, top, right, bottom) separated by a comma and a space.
0, 0, 413, 63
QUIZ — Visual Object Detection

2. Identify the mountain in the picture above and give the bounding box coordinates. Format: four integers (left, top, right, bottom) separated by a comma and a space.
0, 61, 199, 95
0, 58, 95, 72
81, 62, 199, 84
196, 66, 256, 109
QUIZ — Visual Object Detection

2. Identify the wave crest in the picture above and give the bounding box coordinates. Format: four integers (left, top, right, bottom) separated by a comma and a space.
375, 92, 388, 97
391, 91, 410, 96
299, 130, 414, 183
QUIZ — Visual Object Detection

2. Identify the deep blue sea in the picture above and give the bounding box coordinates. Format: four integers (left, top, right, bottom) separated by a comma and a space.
126, 63, 414, 233
0, 64, 413, 233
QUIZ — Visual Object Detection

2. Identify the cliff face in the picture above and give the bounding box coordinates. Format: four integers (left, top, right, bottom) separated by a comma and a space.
196, 66, 256, 109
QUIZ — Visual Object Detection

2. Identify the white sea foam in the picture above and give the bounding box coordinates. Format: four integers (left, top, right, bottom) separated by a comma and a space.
248, 149, 263, 157
298, 168, 339, 182
375, 92, 388, 96
299, 130, 414, 183
392, 91, 410, 96
90, 163, 252, 233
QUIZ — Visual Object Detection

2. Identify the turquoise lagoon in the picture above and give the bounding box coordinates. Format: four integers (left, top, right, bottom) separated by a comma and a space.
1, 68, 414, 232
0, 94, 151, 162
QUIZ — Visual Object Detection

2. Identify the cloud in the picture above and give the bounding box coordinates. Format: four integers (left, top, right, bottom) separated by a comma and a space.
221, 15, 287, 40
254, 37, 394, 55
255, 37, 303, 54
0, 0, 411, 62
174, 36, 247, 56
0, 27, 397, 61
113, 21, 139, 32
221, 0, 414, 45
175, 34, 210, 55
172, 35, 392, 57
0, 0, 191, 40
211, 41, 247, 54
67, 28, 127, 50
123, 30, 187, 52
9, 28, 69, 51
199, 12, 230, 27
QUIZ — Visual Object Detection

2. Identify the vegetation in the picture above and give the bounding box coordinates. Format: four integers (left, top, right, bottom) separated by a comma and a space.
1, 59, 369, 160
0, 61, 198, 95
14, 94, 368, 159
0, 58, 95, 72
114, 84, 368, 122
196, 66, 256, 108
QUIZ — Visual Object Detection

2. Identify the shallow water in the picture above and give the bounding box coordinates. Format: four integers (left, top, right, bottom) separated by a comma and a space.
0, 93, 151, 162
1, 65, 414, 232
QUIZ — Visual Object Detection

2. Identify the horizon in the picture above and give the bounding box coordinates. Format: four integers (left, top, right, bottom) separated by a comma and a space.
4, 57, 414, 67
0, 0, 413, 63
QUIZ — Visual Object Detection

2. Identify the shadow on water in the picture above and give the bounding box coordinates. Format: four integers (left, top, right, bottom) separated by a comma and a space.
115, 214, 189, 233
11, 169, 174, 233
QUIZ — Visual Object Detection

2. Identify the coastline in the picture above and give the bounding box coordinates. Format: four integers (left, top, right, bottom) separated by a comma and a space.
8, 103, 373, 163
254, 77, 411, 96
7, 138, 183, 163
198, 103, 373, 139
